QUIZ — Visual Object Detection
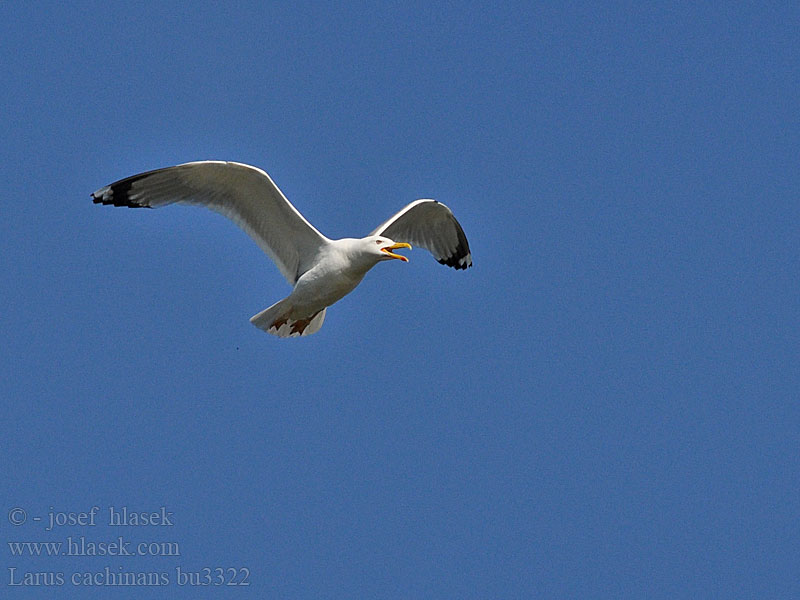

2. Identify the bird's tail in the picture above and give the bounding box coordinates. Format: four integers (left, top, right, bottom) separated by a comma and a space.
249, 299, 326, 338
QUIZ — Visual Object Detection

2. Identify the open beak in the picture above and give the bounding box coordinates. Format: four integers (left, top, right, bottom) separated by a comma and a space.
381, 242, 412, 262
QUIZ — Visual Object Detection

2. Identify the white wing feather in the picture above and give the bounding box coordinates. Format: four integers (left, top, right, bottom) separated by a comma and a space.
371, 199, 472, 269
91, 161, 329, 284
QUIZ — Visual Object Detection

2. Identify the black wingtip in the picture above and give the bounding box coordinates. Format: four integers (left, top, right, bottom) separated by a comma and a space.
437, 254, 472, 270
437, 245, 472, 269
91, 173, 152, 208
437, 221, 472, 270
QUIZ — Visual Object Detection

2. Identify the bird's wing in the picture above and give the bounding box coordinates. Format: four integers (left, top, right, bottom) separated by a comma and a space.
370, 199, 472, 269
92, 161, 328, 284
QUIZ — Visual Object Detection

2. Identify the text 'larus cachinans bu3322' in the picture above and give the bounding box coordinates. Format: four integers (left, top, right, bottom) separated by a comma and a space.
92, 161, 472, 338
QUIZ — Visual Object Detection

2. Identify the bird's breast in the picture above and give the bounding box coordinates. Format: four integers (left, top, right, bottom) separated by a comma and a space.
289, 256, 370, 313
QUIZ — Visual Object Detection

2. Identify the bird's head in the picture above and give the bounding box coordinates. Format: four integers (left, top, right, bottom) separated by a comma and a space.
366, 236, 412, 263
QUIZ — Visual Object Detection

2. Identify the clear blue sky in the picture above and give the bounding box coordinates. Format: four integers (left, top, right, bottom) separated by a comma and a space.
1, 2, 798, 598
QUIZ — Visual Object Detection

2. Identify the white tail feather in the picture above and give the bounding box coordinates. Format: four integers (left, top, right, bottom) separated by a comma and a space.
250, 299, 326, 338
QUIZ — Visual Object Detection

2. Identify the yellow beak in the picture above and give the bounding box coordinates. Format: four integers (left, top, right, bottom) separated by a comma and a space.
381, 242, 412, 262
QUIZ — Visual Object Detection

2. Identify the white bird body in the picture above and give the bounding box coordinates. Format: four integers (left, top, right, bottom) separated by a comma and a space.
280, 240, 373, 314
92, 161, 472, 338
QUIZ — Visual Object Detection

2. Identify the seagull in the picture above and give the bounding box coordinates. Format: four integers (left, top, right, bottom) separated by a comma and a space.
92, 161, 472, 337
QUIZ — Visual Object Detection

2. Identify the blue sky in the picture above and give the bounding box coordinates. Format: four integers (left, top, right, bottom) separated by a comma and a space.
1, 1, 798, 598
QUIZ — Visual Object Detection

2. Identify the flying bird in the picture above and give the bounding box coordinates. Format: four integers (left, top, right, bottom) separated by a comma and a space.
92, 161, 472, 337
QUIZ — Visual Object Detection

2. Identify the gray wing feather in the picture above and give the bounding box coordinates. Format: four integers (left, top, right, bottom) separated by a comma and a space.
92, 161, 329, 284
371, 199, 472, 269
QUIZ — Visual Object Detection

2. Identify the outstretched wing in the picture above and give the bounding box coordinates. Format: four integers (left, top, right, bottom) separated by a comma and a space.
92, 161, 329, 284
371, 199, 472, 269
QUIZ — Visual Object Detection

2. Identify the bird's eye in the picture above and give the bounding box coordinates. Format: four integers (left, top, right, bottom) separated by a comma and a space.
375, 240, 382, 245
